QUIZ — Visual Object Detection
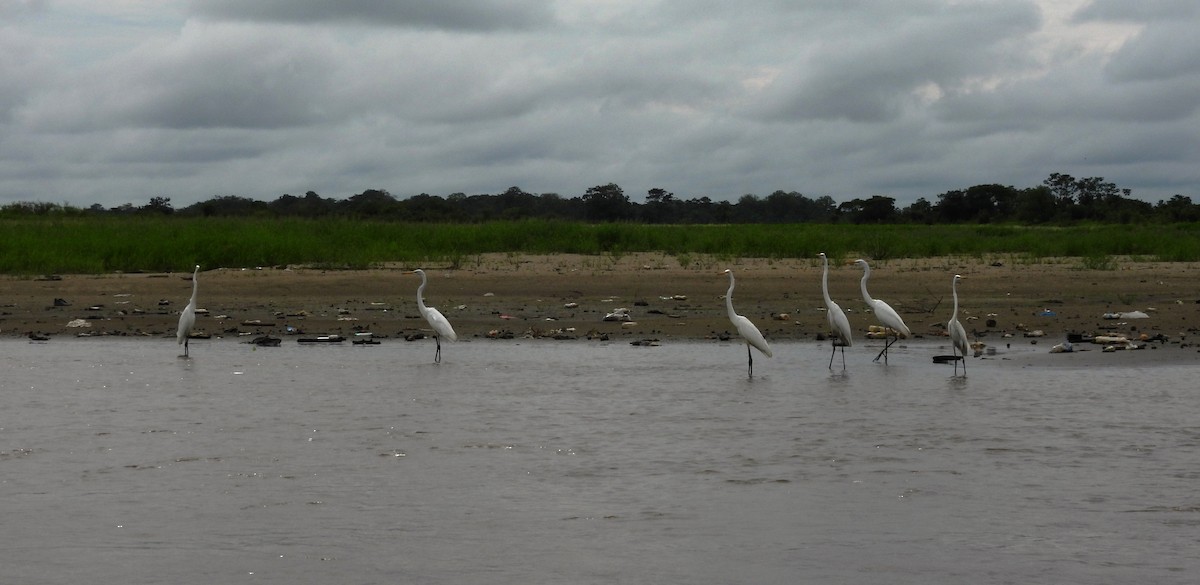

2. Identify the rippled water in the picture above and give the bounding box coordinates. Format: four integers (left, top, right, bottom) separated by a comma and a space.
2, 336, 1197, 584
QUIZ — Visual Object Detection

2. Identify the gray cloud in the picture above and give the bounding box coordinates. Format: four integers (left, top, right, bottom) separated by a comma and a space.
0, 30, 50, 122
1104, 22, 1200, 83
0, 0, 47, 18
20, 24, 344, 132
188, 0, 555, 31
1074, 0, 1196, 22
2, 1, 1198, 208
754, 2, 1042, 123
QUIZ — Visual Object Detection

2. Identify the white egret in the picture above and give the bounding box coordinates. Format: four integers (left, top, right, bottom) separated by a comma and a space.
176, 264, 199, 357
853, 259, 910, 364
819, 253, 853, 370
948, 274, 969, 376
722, 269, 773, 378
406, 269, 457, 363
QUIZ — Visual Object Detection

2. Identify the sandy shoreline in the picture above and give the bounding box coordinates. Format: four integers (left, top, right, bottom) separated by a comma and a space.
3, 253, 1199, 362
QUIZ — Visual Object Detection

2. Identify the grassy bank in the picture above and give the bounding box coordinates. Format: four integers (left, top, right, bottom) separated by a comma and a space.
3, 218, 1199, 274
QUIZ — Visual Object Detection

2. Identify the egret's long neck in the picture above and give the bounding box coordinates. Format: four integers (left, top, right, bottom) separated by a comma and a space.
821, 258, 831, 303
416, 273, 428, 311
725, 272, 737, 319
952, 279, 960, 319
859, 264, 873, 304
189, 269, 199, 305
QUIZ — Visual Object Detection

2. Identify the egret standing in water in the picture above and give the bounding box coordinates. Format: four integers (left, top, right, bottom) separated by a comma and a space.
853, 259, 910, 364
819, 253, 853, 370
176, 264, 199, 357
722, 269, 772, 378
406, 269, 457, 363
948, 274, 969, 376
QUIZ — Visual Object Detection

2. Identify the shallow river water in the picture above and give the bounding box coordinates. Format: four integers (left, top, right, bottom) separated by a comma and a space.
1, 336, 1197, 584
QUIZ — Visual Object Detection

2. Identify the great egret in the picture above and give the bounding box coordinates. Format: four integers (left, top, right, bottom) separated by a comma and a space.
948, 274, 969, 376
722, 269, 773, 377
406, 269, 457, 363
176, 264, 199, 357
819, 253, 853, 370
853, 259, 910, 364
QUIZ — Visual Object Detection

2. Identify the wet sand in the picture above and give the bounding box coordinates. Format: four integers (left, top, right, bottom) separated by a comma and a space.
3, 253, 1199, 362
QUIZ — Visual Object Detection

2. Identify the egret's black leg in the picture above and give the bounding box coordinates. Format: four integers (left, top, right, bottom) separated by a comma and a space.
184, 338, 189, 357
747, 344, 753, 378
434, 337, 442, 363
828, 344, 836, 370
874, 336, 896, 364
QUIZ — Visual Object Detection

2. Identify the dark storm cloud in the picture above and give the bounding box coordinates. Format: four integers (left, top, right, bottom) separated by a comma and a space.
188, 0, 555, 31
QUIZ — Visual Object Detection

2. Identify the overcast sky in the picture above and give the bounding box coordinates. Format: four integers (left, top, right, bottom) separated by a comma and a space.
2, 0, 1197, 208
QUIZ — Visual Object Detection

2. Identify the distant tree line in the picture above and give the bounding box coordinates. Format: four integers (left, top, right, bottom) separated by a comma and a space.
4, 173, 1199, 224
